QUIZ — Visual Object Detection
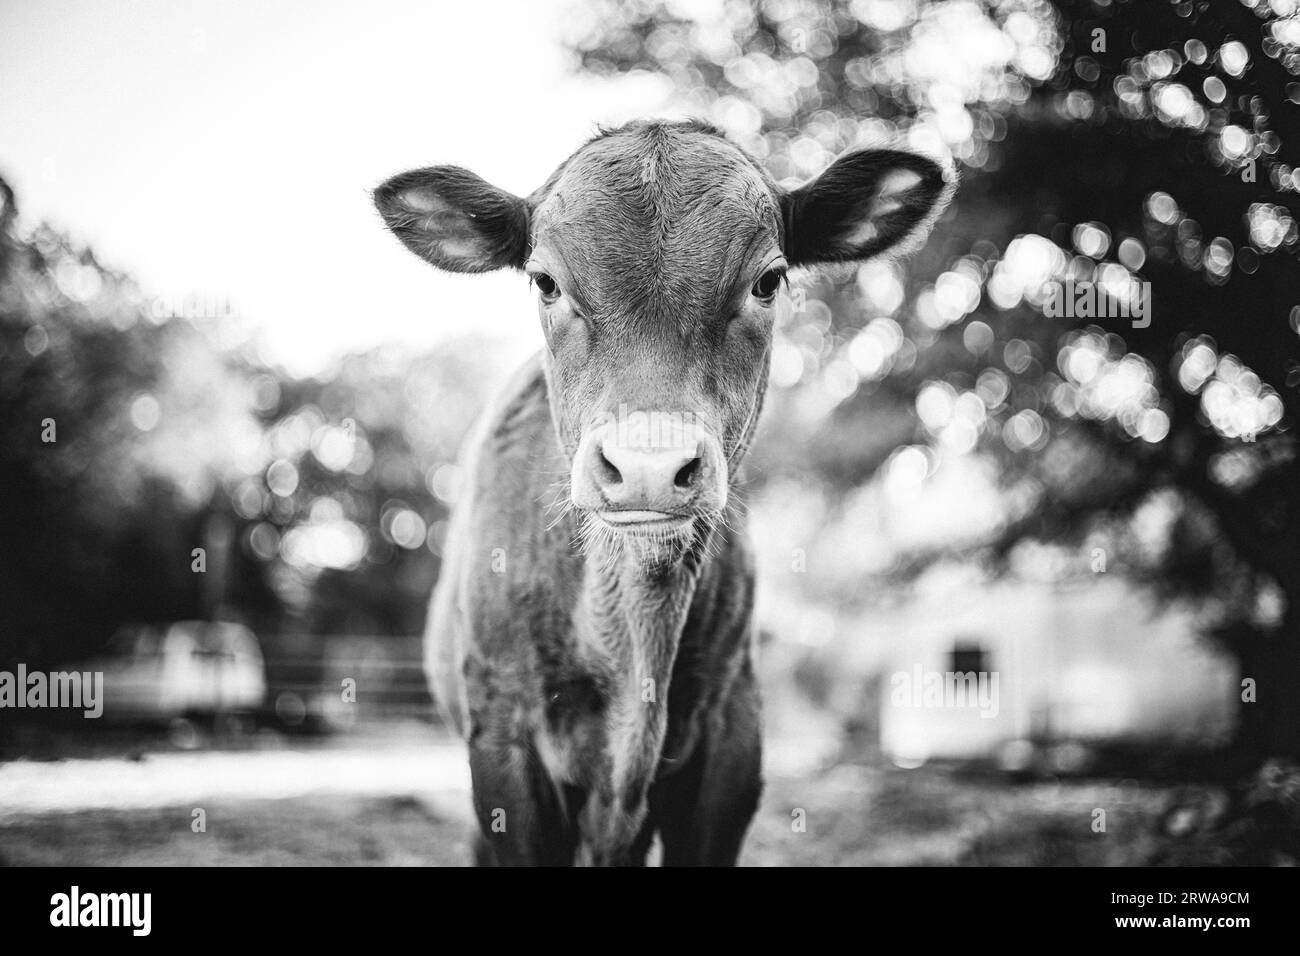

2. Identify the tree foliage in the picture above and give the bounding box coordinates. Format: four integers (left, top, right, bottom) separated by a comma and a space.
568, 0, 1300, 755
0, 177, 498, 666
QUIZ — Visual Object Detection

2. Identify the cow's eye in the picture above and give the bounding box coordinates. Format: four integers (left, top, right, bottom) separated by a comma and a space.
533, 273, 560, 301
751, 268, 783, 301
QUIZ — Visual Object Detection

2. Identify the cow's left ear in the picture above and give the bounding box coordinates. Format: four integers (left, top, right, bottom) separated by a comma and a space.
781, 148, 955, 267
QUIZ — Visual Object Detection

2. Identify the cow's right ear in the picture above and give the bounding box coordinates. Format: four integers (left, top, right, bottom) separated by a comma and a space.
373, 166, 530, 273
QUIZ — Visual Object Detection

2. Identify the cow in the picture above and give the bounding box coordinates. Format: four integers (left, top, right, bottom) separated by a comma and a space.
374, 119, 952, 865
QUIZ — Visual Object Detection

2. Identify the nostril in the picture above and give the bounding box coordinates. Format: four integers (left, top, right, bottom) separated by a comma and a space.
674, 455, 702, 489
597, 447, 622, 485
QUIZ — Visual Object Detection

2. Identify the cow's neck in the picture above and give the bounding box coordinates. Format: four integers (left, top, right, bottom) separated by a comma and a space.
573, 527, 711, 836
580, 537, 706, 695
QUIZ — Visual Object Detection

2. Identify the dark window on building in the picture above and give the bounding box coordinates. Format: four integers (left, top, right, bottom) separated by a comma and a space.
950, 641, 990, 674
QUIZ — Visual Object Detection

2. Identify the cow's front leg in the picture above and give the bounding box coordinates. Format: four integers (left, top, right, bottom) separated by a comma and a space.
649, 659, 763, 866
466, 685, 577, 866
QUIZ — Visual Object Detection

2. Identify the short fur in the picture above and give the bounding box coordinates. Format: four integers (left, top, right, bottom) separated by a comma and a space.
375, 119, 953, 865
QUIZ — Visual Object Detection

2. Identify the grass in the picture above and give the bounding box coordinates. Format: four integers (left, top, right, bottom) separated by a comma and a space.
0, 761, 1202, 866
0, 794, 471, 867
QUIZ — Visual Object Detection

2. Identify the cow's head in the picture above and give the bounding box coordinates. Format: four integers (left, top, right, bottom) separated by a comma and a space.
376, 120, 952, 566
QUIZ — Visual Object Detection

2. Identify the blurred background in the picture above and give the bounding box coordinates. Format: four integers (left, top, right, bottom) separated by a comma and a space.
3, 0, 1300, 865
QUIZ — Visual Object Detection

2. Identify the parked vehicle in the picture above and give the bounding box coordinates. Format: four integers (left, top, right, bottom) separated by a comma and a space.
87, 621, 266, 722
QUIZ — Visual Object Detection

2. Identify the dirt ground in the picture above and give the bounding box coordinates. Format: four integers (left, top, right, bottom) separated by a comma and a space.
0, 752, 1194, 866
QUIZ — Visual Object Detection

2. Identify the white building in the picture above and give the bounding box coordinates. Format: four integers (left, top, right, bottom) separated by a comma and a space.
759, 570, 1240, 769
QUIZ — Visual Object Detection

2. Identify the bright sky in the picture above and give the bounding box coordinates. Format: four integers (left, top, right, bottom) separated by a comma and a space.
0, 0, 671, 374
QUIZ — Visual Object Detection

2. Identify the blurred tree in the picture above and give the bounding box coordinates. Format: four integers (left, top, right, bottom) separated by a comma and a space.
0, 179, 273, 665
568, 0, 1300, 758
0, 172, 500, 669
243, 344, 496, 637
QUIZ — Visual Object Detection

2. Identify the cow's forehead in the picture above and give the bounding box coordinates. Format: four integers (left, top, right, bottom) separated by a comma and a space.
526, 125, 784, 322
533, 128, 781, 242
